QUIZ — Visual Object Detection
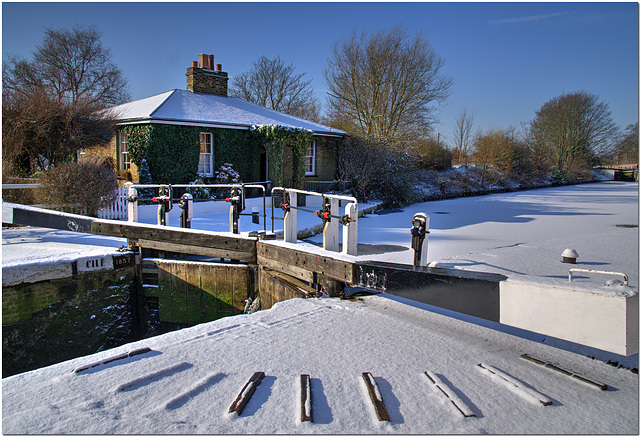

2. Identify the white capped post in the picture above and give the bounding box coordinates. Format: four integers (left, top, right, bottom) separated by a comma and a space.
125, 182, 138, 223
323, 197, 340, 252
343, 202, 358, 256
284, 190, 297, 243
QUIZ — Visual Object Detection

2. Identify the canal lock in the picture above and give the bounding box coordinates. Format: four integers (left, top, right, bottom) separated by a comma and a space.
2, 250, 259, 378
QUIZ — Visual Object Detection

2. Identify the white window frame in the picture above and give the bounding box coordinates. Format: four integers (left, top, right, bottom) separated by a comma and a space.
118, 131, 131, 171
305, 140, 316, 176
198, 132, 214, 176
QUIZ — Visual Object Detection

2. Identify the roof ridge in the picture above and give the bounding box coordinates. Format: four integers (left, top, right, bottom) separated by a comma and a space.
149, 89, 178, 118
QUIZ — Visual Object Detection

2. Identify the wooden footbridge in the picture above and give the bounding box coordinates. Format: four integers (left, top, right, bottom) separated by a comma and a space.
2, 186, 637, 356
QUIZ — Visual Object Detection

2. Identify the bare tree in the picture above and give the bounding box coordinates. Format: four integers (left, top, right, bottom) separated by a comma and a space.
2, 25, 125, 175
451, 108, 475, 165
230, 55, 320, 121
2, 87, 117, 173
613, 123, 639, 165
527, 91, 618, 176
472, 129, 516, 186
3, 24, 129, 107
324, 26, 452, 141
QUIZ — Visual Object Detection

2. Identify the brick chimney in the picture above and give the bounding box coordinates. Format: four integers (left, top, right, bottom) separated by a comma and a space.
186, 53, 228, 96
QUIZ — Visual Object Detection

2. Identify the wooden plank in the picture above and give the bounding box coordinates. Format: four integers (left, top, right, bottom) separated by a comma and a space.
362, 372, 390, 421
232, 266, 249, 313
258, 253, 315, 283
257, 242, 354, 283
520, 354, 608, 390
424, 371, 475, 417
229, 371, 265, 415
170, 262, 187, 324
93, 220, 256, 249
300, 374, 312, 422
8, 204, 93, 233
138, 239, 255, 262
476, 363, 553, 406
157, 263, 174, 323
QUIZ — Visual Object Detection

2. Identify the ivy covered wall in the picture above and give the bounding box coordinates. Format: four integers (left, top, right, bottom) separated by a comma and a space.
119, 123, 332, 187
121, 124, 262, 184
250, 125, 311, 188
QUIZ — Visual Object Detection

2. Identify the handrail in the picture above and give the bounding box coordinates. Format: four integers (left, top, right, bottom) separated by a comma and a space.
270, 187, 358, 255
270, 187, 357, 234
568, 268, 629, 286
125, 182, 269, 232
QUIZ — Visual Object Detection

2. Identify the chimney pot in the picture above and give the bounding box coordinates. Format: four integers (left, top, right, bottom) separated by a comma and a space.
208, 55, 214, 70
192, 61, 198, 67
198, 53, 207, 69
216, 64, 222, 72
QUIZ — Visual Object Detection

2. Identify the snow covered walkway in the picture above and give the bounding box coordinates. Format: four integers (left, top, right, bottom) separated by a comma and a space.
2, 295, 637, 433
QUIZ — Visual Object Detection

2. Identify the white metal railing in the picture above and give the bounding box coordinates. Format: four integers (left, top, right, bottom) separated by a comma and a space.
568, 268, 629, 286
271, 187, 358, 255
123, 182, 268, 233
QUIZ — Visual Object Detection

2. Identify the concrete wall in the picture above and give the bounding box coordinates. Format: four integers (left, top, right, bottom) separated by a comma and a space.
500, 281, 638, 356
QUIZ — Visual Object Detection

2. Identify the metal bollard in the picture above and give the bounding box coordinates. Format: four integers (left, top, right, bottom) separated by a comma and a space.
179, 193, 193, 228
227, 186, 243, 234
411, 213, 430, 267
153, 185, 172, 226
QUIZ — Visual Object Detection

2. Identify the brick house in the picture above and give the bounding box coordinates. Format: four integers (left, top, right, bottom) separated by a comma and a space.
88, 53, 345, 187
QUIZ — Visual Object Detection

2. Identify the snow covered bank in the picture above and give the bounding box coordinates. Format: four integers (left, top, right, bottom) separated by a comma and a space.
3, 295, 637, 434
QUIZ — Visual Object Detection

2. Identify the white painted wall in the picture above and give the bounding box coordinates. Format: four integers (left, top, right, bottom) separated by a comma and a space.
500, 281, 638, 356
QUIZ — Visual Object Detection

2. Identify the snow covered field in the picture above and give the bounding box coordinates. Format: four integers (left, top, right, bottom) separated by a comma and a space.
2, 181, 638, 434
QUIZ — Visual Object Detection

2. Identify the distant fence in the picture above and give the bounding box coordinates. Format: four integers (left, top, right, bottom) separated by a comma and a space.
97, 187, 128, 220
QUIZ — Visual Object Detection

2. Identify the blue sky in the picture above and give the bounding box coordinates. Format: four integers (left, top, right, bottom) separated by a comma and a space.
2, 2, 638, 143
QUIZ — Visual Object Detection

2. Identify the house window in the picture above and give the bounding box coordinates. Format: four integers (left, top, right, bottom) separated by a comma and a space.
305, 140, 316, 176
198, 132, 214, 176
118, 131, 131, 171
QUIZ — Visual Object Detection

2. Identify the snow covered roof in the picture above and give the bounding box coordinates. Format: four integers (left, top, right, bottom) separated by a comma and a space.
107, 89, 346, 136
